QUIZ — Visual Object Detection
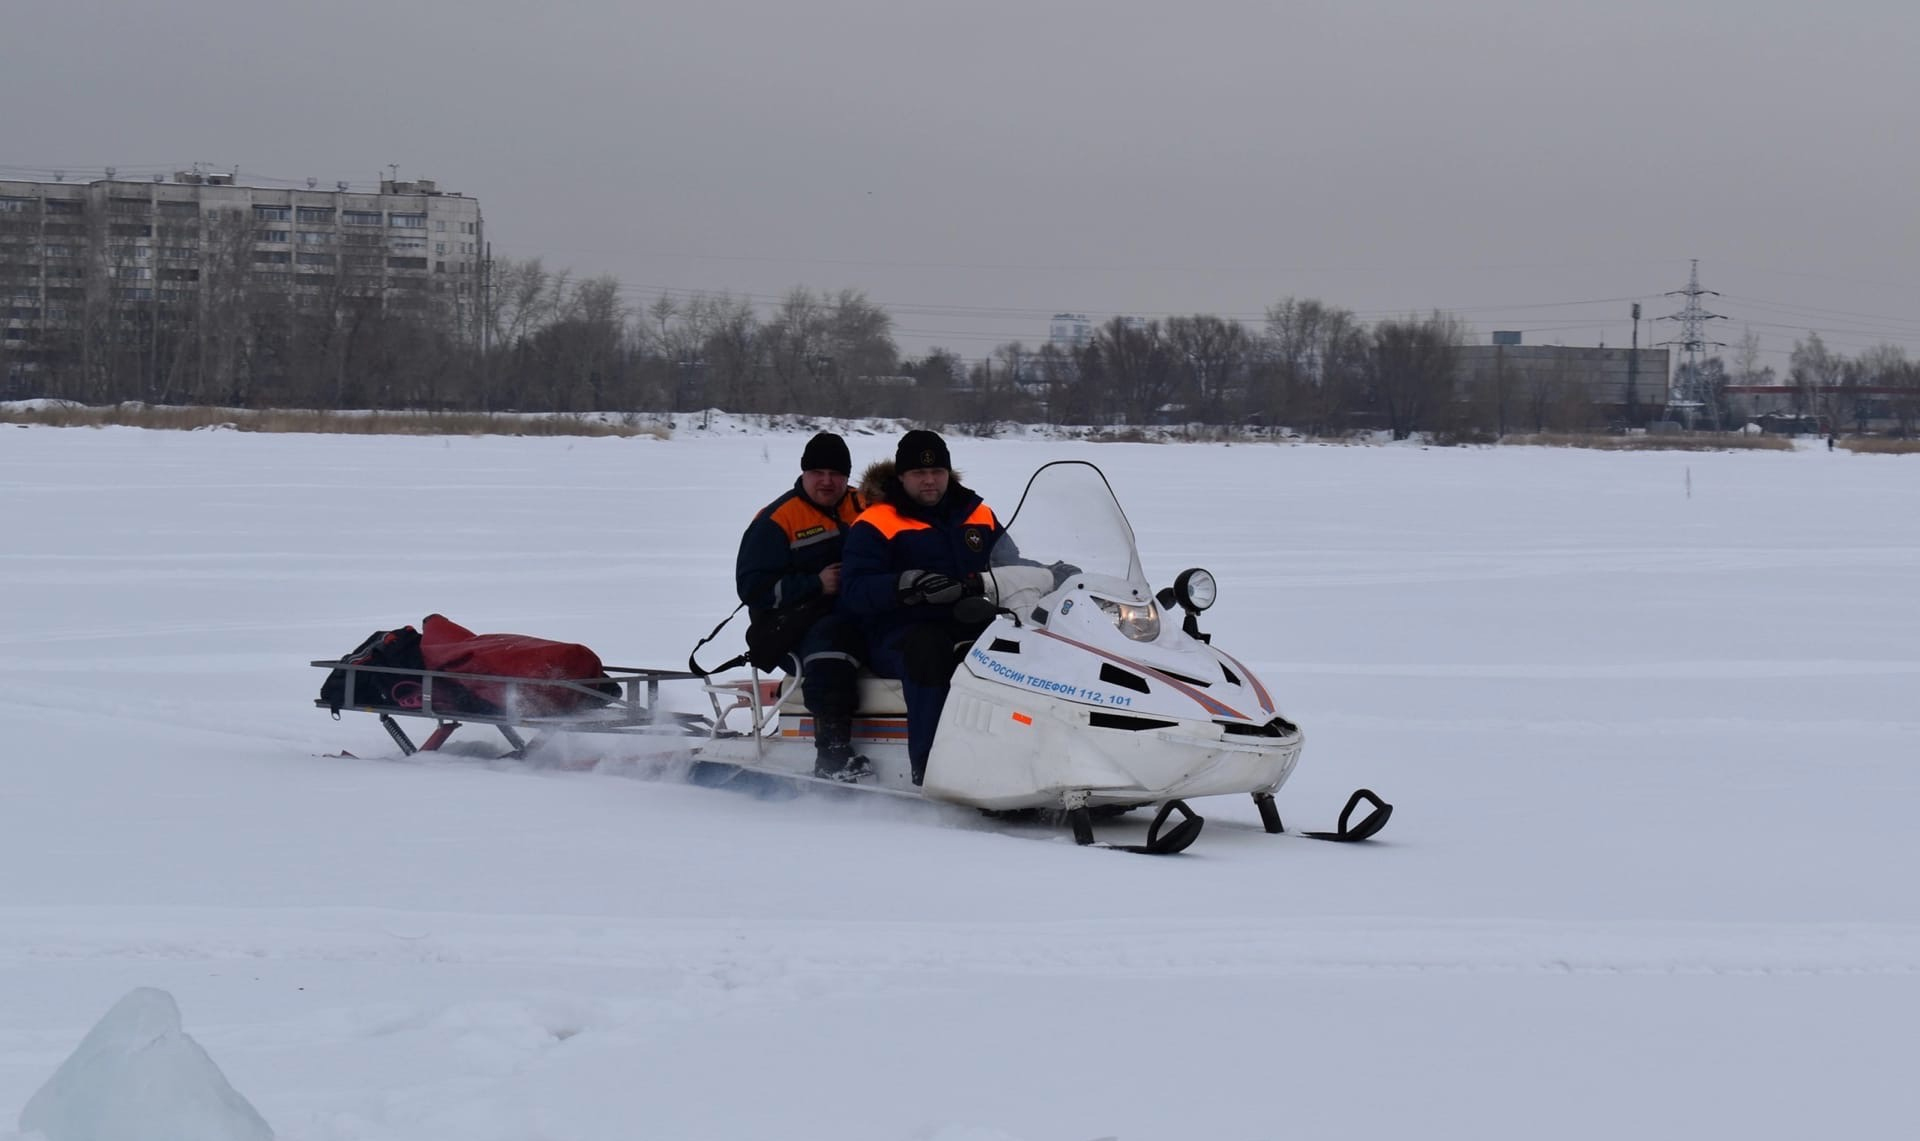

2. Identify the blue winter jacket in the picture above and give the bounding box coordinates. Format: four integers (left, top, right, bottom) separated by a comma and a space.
735, 478, 865, 618
840, 477, 1002, 645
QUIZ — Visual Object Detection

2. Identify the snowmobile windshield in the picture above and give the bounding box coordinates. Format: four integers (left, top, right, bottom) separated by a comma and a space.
991, 461, 1146, 589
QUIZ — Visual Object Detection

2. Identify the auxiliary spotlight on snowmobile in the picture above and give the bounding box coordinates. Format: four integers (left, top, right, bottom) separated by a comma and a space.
693, 460, 1390, 854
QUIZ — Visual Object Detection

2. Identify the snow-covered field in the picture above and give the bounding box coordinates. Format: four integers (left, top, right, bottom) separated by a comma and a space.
3, 423, 1917, 1140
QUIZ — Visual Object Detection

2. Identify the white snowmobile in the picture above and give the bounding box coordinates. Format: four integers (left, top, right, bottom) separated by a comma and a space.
692, 460, 1390, 854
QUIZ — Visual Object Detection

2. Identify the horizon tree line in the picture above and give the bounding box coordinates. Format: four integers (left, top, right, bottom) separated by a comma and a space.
5, 249, 1916, 437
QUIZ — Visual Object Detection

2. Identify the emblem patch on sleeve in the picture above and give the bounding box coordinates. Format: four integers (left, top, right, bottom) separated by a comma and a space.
964, 527, 984, 551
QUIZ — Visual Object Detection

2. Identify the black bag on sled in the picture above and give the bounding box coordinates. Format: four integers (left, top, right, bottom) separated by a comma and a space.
319, 626, 424, 714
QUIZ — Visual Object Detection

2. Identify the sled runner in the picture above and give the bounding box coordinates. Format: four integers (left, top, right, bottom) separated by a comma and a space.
312, 618, 704, 758
310, 657, 707, 756
311, 463, 1392, 854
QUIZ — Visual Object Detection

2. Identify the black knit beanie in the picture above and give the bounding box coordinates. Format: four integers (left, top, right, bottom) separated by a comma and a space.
894, 429, 951, 472
799, 431, 852, 475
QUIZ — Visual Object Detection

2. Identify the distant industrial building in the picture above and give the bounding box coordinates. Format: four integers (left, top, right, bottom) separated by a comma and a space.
1456, 341, 1670, 427
1725, 383, 1915, 435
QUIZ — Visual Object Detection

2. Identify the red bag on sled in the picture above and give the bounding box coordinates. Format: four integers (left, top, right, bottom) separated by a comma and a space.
419, 614, 618, 716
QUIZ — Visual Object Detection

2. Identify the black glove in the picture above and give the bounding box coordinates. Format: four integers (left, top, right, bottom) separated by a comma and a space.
1048, 560, 1082, 587
898, 569, 965, 606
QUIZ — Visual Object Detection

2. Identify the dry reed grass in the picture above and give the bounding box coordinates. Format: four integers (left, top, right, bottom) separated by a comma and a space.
0, 404, 666, 438
1839, 437, 1920, 454
1505, 432, 1793, 452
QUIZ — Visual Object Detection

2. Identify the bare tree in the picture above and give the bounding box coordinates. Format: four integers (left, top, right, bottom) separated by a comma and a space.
763, 287, 824, 410
1856, 343, 1909, 434
1369, 312, 1465, 440
762, 287, 896, 415
1164, 314, 1250, 423
1889, 358, 1920, 438
1257, 298, 1368, 434
1081, 317, 1177, 423
823, 288, 897, 413
1789, 332, 1848, 431
685, 292, 763, 412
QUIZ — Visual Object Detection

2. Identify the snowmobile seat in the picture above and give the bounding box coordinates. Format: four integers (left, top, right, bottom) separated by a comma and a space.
777, 673, 907, 716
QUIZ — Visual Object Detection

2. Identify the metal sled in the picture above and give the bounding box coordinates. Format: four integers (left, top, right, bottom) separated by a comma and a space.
310, 658, 706, 757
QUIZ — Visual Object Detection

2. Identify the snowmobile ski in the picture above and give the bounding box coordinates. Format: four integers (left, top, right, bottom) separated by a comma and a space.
1298, 788, 1393, 842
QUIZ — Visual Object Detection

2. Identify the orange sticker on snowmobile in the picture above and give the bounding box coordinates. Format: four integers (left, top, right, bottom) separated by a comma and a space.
1011, 712, 1033, 725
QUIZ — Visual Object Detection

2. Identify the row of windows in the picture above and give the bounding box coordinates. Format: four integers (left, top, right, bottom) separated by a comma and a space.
0, 208, 473, 237
248, 231, 477, 255
250, 250, 450, 271
0, 199, 377, 220
0, 198, 85, 216
253, 205, 448, 229
4, 255, 476, 281
7, 281, 469, 308
5, 247, 477, 270
3, 269, 66, 285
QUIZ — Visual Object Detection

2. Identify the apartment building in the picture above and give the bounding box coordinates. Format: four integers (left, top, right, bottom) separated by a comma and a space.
0, 171, 483, 388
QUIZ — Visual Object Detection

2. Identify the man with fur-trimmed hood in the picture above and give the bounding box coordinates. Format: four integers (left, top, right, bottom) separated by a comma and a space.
839, 429, 1002, 786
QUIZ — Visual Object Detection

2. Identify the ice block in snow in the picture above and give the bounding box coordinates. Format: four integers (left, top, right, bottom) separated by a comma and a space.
19, 987, 273, 1141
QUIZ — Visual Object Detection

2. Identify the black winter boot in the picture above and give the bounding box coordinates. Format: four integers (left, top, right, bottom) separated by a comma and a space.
812, 714, 870, 781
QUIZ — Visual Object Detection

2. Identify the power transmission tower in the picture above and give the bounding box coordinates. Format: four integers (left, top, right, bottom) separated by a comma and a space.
1657, 259, 1728, 427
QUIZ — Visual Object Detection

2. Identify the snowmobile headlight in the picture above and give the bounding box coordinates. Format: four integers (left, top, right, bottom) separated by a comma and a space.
1094, 597, 1161, 642
1173, 567, 1217, 612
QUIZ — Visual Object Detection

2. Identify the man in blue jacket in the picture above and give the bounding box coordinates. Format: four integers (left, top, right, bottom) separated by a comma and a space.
735, 432, 869, 780
840, 429, 1001, 785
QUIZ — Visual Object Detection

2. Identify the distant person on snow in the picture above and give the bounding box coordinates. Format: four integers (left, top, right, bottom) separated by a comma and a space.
734, 432, 871, 780
839, 429, 1002, 786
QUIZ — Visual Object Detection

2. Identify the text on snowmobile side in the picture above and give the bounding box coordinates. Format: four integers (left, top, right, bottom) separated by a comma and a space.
971, 648, 1133, 707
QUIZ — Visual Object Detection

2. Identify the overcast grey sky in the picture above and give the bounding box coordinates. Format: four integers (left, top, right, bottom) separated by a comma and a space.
7, 0, 1918, 370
